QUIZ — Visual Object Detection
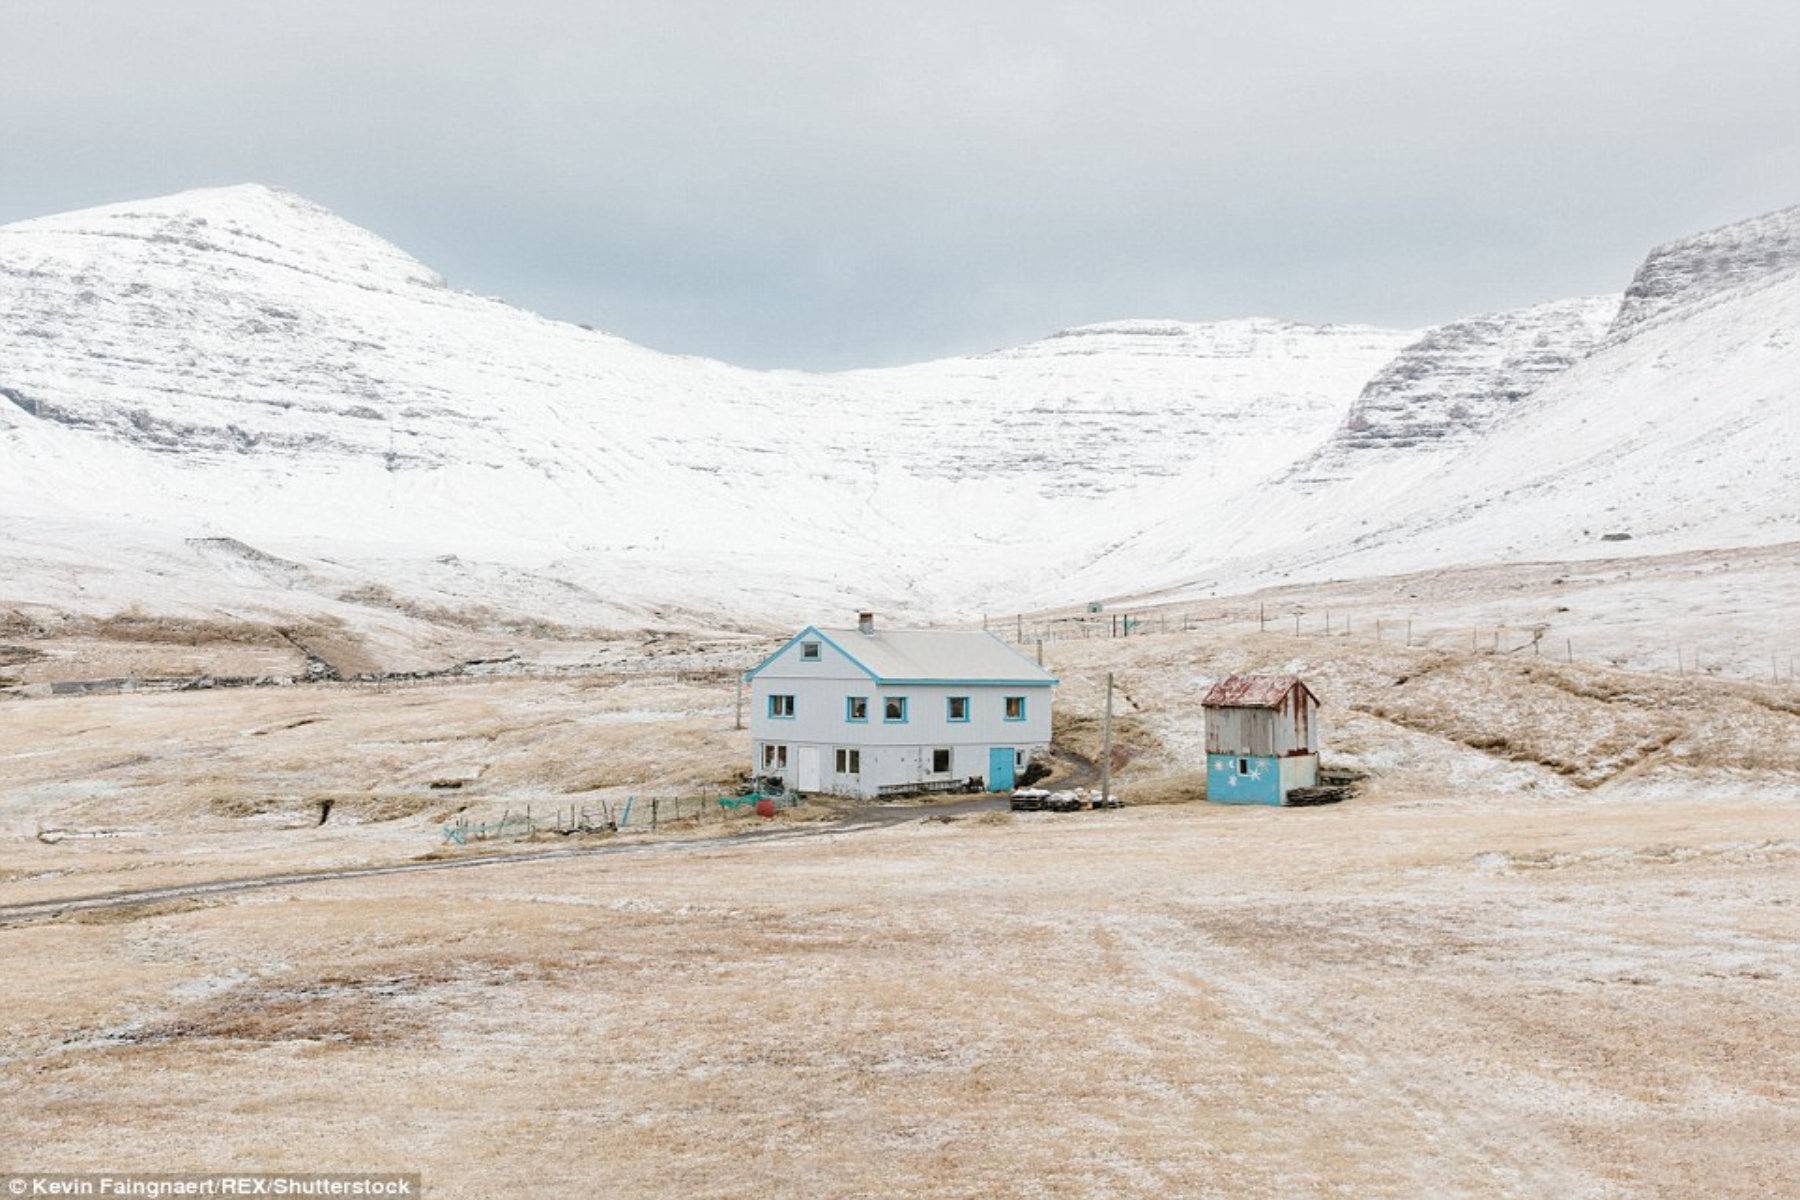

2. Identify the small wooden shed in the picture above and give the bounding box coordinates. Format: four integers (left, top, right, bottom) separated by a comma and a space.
1202, 674, 1321, 805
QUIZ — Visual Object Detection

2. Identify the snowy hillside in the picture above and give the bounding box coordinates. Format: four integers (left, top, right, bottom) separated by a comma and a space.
3, 186, 1796, 641
0, 185, 1413, 629
1608, 204, 1800, 340
1078, 207, 1800, 605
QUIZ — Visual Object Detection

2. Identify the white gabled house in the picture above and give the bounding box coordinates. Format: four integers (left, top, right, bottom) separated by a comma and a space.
745, 612, 1057, 798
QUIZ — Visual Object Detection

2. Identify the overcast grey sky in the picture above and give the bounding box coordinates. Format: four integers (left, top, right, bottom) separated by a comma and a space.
4, 1, 1799, 369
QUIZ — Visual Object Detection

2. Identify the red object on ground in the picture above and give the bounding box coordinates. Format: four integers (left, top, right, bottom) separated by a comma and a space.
754, 798, 776, 818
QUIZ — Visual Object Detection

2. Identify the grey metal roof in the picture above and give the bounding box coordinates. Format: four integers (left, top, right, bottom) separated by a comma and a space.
812, 626, 1057, 685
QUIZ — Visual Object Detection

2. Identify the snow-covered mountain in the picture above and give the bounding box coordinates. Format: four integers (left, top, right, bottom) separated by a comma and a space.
1078, 208, 1800, 603
2, 185, 1796, 639
0, 185, 1412, 629
1608, 204, 1800, 340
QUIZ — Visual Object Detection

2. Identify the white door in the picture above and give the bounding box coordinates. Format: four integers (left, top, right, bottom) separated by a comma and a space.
796, 745, 822, 793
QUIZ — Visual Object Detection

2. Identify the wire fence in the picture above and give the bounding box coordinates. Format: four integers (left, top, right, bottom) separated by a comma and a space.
985, 607, 1799, 684
440, 788, 802, 844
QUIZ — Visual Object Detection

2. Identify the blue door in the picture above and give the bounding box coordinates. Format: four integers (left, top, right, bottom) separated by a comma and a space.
989, 747, 1016, 792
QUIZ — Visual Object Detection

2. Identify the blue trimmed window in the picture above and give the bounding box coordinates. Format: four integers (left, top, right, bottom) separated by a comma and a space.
1003, 696, 1026, 721
883, 696, 908, 724
768, 694, 795, 719
800, 640, 821, 661
947, 696, 970, 722
845, 696, 868, 723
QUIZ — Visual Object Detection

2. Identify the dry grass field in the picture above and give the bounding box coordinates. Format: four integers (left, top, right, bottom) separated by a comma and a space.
3, 611, 1799, 1196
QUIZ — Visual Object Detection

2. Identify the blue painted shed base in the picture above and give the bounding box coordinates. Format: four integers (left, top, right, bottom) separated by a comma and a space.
1207, 753, 1319, 805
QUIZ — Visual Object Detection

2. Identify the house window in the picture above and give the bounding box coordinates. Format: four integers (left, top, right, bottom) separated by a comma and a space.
768, 694, 795, 719
801, 641, 821, 661
1004, 696, 1026, 721
947, 696, 970, 722
884, 696, 908, 723
835, 748, 861, 774
1015, 751, 1025, 768
1238, 758, 1250, 775
763, 744, 788, 769
931, 748, 952, 774
846, 696, 868, 722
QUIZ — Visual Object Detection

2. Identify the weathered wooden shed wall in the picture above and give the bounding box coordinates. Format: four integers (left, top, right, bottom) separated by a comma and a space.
1203, 681, 1318, 757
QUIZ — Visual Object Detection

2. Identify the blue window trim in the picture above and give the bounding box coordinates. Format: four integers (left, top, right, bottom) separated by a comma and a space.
768, 694, 796, 720
947, 696, 970, 723
845, 696, 869, 723
883, 696, 909, 724
800, 641, 822, 661
1004, 695, 1027, 721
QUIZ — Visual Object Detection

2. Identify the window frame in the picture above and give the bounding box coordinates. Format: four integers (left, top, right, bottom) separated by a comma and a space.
800, 640, 821, 661
845, 696, 869, 723
835, 747, 861, 775
763, 743, 788, 769
930, 747, 952, 774
1003, 695, 1027, 722
768, 694, 796, 720
883, 696, 909, 724
946, 696, 970, 723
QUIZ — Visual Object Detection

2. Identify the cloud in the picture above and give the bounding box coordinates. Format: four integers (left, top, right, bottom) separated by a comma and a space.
4, 0, 1799, 368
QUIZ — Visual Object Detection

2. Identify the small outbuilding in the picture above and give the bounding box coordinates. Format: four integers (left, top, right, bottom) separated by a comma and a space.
1202, 674, 1321, 805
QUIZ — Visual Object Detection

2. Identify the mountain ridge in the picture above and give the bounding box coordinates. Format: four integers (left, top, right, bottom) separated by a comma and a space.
2, 185, 1795, 638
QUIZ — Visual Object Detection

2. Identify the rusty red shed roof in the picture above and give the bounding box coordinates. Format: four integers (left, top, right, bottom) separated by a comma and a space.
1200, 674, 1317, 709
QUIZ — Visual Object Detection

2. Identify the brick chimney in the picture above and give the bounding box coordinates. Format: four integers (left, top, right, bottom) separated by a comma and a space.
857, 611, 875, 635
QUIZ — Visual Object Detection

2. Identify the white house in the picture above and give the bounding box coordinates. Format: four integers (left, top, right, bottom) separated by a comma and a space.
744, 612, 1056, 799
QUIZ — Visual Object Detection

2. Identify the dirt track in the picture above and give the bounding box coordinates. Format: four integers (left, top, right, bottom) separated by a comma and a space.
0, 797, 1013, 927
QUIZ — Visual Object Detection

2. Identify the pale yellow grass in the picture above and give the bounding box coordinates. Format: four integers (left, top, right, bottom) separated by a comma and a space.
2, 801, 1796, 1197
3, 611, 1800, 1196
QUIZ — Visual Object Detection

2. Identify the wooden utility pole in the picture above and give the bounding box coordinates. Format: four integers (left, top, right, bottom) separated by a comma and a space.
1100, 672, 1114, 808
734, 675, 744, 729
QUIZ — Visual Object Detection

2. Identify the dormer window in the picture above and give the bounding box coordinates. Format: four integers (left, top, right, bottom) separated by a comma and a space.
800, 641, 821, 661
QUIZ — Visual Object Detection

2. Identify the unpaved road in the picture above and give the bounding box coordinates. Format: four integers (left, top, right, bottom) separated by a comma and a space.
0, 797, 1007, 927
